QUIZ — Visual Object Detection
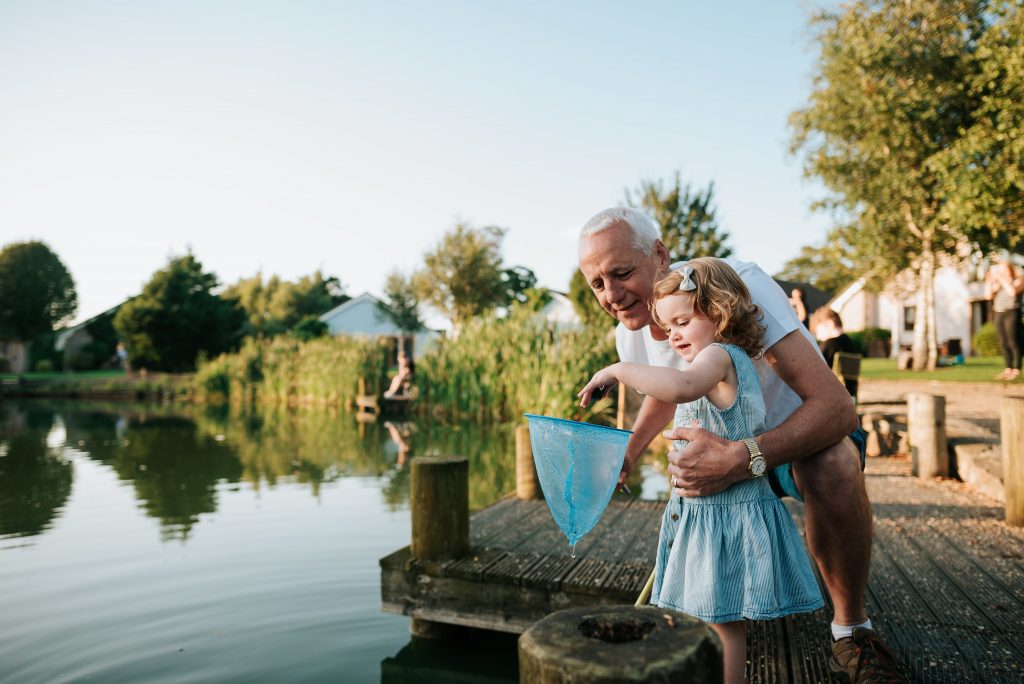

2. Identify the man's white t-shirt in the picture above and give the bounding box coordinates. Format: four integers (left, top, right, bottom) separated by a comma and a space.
616, 258, 822, 431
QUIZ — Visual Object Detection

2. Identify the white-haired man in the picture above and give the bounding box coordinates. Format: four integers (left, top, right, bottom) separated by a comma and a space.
578, 207, 906, 683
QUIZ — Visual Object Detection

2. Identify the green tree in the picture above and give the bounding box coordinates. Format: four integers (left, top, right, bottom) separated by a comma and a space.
790, 0, 991, 370
414, 224, 509, 332
625, 173, 732, 261
933, 0, 1024, 249
290, 315, 328, 341
568, 268, 613, 328
224, 270, 348, 338
0, 241, 77, 341
775, 228, 860, 296
499, 265, 539, 309
114, 253, 245, 372
376, 270, 424, 336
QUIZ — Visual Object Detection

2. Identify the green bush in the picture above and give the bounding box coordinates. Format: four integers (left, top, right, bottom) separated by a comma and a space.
972, 322, 1000, 357
68, 351, 95, 371
847, 327, 891, 357
0, 356, 10, 373
35, 359, 54, 373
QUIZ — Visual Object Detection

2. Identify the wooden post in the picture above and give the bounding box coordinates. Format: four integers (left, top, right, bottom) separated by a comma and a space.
410, 456, 469, 560
1003, 397, 1024, 526
516, 424, 542, 500
616, 383, 627, 430
518, 605, 722, 683
908, 393, 948, 479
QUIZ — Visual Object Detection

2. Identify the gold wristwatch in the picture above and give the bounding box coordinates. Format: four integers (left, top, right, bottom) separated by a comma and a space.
742, 438, 767, 478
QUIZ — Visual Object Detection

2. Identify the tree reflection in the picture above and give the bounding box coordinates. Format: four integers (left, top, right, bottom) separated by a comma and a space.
83, 415, 244, 541
0, 405, 72, 538
1, 401, 523, 540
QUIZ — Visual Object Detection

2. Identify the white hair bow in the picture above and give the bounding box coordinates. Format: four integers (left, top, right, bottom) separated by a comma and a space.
677, 265, 696, 292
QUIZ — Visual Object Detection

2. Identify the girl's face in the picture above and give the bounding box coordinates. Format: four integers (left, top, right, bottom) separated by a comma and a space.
654, 293, 718, 363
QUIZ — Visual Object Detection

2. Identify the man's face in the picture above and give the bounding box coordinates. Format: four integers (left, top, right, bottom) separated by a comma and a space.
578, 223, 669, 331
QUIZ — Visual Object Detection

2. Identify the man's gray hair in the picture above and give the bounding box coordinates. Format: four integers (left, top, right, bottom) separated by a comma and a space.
580, 207, 661, 254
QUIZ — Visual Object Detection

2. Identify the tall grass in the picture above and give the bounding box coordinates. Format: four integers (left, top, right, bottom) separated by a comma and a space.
193, 309, 619, 424
194, 335, 390, 407
415, 308, 618, 423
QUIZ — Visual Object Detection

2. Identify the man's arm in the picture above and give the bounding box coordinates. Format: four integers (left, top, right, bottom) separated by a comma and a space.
618, 393, 675, 487
666, 330, 858, 496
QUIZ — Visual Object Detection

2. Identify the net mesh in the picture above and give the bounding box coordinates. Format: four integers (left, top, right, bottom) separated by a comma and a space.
524, 414, 632, 547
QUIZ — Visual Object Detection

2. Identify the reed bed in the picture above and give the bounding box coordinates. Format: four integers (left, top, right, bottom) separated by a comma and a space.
193, 309, 618, 425
193, 335, 390, 408
415, 309, 617, 424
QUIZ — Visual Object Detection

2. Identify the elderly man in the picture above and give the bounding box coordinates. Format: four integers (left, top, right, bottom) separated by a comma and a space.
578, 207, 906, 683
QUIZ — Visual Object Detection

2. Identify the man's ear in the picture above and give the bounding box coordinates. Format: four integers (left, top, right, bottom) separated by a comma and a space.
654, 240, 670, 269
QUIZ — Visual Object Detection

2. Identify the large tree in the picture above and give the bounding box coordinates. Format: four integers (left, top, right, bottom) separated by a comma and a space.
933, 0, 1024, 249
0, 241, 77, 341
223, 270, 349, 338
414, 224, 510, 332
625, 173, 732, 261
790, 0, 993, 370
114, 254, 245, 372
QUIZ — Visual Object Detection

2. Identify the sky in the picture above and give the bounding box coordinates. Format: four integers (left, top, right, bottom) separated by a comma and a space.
1, 0, 835, 326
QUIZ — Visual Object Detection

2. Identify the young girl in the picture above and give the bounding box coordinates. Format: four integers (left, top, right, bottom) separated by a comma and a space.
578, 257, 823, 683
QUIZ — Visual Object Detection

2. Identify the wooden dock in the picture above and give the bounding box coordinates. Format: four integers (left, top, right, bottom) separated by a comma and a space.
380, 454, 1024, 682
380, 496, 664, 633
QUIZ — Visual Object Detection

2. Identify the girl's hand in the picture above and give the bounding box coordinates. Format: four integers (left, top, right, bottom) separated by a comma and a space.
577, 365, 620, 407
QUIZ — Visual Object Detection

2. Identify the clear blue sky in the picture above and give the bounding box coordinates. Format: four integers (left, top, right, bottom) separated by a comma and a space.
1, 0, 833, 325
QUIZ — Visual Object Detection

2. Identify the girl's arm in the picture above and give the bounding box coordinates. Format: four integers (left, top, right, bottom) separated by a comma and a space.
579, 346, 731, 407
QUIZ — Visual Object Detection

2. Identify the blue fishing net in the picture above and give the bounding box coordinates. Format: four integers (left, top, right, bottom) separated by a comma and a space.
524, 414, 632, 552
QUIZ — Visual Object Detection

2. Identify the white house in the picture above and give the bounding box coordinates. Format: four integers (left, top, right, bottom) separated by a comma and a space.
318, 292, 438, 360
827, 255, 999, 357
538, 291, 582, 330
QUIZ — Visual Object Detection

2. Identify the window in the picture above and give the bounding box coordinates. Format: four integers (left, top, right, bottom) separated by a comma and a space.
903, 306, 916, 333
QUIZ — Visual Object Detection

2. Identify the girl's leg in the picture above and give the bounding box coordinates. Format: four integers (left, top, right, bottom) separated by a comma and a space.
709, 620, 747, 684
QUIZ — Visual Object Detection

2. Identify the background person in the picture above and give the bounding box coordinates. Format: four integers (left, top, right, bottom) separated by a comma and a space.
383, 351, 415, 398
986, 254, 1023, 381
815, 310, 861, 398
789, 287, 810, 329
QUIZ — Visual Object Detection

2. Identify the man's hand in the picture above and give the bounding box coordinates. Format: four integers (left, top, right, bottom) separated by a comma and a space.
664, 426, 749, 497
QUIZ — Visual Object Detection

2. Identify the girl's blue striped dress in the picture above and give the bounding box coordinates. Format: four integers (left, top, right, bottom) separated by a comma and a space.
651, 343, 824, 623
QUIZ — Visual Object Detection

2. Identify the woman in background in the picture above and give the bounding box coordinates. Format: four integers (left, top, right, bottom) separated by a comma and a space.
986, 254, 1023, 381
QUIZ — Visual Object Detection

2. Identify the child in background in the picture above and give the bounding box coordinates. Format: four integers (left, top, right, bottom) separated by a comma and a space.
579, 257, 823, 684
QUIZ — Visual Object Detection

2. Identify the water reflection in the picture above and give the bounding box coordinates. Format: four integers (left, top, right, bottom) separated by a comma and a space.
0, 401, 517, 542
0, 404, 72, 538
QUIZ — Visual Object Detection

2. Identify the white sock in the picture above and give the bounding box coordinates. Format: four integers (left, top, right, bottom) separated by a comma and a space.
832, 618, 872, 641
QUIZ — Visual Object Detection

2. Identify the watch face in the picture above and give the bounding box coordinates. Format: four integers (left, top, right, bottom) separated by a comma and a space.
750, 456, 767, 477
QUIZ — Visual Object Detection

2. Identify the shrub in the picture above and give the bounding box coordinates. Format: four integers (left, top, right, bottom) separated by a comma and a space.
35, 359, 54, 373
68, 351, 95, 371
0, 356, 9, 373
847, 327, 891, 357
972, 322, 1000, 357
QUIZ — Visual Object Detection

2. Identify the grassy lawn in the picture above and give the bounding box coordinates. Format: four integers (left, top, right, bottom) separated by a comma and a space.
860, 356, 1019, 383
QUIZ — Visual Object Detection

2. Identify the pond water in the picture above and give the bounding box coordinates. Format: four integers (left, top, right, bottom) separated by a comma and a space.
0, 400, 665, 683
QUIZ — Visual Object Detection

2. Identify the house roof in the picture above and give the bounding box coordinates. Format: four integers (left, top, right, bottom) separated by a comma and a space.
317, 292, 379, 322
772, 279, 831, 316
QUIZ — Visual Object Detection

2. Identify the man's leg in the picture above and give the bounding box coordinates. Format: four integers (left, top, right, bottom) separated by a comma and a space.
790, 437, 872, 626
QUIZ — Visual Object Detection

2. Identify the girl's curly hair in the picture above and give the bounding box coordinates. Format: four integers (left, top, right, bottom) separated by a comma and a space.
650, 257, 765, 358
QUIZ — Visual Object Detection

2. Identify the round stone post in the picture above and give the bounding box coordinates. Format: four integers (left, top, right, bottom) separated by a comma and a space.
516, 424, 542, 500
518, 606, 722, 683
1003, 397, 1024, 526
410, 456, 469, 560
908, 393, 948, 479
